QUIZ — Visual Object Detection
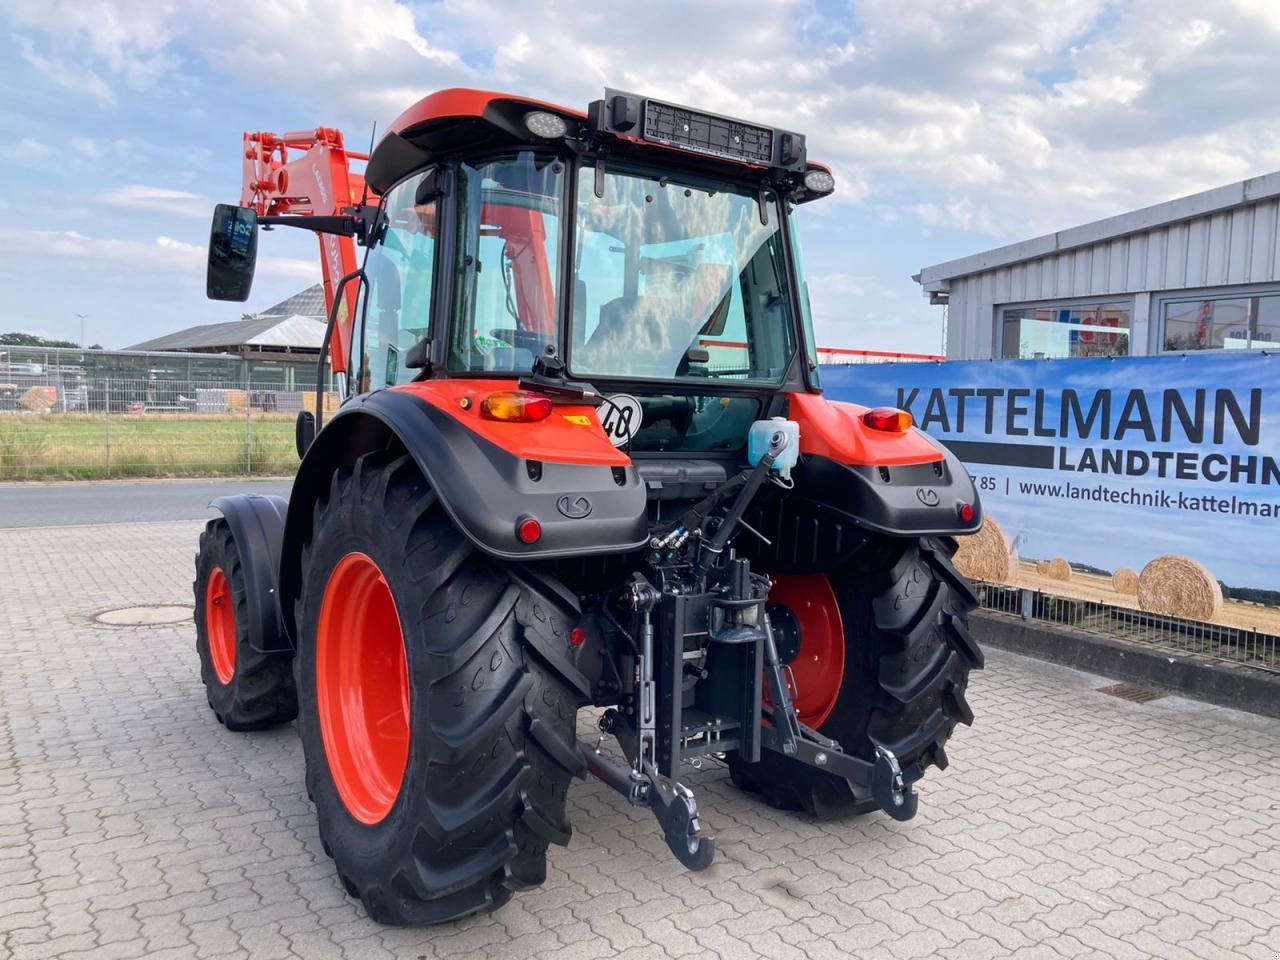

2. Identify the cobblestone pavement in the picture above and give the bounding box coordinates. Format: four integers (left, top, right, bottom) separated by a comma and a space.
2, 520, 1278, 960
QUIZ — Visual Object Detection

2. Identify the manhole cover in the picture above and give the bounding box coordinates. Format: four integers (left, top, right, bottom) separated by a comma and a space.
1097, 682, 1164, 703
93, 605, 193, 626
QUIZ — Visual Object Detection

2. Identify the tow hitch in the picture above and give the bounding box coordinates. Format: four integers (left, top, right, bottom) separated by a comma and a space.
582, 744, 716, 871
579, 575, 717, 870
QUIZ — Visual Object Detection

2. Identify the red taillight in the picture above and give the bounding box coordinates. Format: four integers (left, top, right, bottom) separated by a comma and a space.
569, 627, 586, 648
516, 515, 542, 544
957, 501, 975, 523
481, 390, 553, 422
863, 407, 913, 432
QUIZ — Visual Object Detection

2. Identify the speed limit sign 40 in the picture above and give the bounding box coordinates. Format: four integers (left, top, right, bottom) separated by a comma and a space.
600, 394, 642, 447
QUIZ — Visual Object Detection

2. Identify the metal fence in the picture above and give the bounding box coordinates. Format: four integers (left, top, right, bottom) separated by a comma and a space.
976, 582, 1280, 675
0, 377, 339, 479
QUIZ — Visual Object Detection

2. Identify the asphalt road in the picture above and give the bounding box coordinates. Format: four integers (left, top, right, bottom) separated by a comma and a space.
0, 477, 293, 528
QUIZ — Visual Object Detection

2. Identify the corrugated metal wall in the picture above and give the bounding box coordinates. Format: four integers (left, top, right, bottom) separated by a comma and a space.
946, 196, 1280, 358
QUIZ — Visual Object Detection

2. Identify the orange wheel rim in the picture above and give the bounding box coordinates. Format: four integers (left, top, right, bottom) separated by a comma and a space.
316, 552, 410, 825
767, 574, 845, 729
205, 567, 237, 685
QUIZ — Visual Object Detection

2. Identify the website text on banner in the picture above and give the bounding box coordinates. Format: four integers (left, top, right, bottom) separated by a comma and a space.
819, 354, 1279, 624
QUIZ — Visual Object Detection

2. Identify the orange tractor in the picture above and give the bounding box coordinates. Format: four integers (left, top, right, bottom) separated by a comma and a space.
194, 88, 984, 925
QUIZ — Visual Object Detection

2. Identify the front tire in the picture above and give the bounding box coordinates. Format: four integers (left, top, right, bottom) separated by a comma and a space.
728, 536, 982, 817
295, 451, 584, 925
193, 518, 298, 731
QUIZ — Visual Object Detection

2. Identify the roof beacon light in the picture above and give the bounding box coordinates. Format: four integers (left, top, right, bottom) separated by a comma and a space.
524, 111, 568, 139
863, 407, 913, 433
803, 169, 836, 194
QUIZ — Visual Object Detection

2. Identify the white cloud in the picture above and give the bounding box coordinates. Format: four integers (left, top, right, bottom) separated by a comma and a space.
0, 228, 204, 270
103, 185, 215, 219
7, 0, 467, 127
0, 228, 319, 281
13, 34, 117, 105
0, 137, 53, 162
69, 137, 103, 158
910, 198, 1003, 235
8, 0, 1280, 241
258, 257, 323, 281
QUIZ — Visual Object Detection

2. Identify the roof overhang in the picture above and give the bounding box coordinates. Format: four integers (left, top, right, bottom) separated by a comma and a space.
366, 86, 833, 200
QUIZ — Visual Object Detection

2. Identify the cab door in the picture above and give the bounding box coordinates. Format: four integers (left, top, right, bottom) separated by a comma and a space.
354, 170, 440, 392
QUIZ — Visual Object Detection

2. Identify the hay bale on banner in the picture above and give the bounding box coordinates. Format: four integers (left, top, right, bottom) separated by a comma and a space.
952, 515, 1018, 585
1037, 557, 1072, 581
1111, 567, 1140, 595
1137, 555, 1224, 621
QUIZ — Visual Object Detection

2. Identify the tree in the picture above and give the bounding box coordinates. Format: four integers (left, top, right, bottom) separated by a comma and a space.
0, 332, 104, 349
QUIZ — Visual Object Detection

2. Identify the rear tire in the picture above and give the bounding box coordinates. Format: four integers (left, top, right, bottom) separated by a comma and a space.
295, 451, 585, 926
728, 536, 982, 818
193, 518, 298, 731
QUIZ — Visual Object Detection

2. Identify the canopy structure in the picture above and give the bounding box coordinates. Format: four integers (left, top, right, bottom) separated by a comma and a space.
129, 285, 327, 358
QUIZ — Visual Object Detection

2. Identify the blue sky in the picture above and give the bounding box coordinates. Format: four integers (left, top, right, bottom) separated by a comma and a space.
2, 0, 1279, 352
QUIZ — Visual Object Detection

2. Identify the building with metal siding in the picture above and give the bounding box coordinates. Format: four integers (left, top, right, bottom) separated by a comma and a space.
915, 172, 1280, 360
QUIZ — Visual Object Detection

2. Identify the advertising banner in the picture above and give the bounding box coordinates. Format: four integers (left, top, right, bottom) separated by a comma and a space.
821, 354, 1280, 624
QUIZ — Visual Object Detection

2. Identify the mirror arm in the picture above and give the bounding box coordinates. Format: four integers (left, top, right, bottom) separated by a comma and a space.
261, 209, 379, 245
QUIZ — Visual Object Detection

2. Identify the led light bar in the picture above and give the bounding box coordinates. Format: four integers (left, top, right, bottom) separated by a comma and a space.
590, 88, 808, 172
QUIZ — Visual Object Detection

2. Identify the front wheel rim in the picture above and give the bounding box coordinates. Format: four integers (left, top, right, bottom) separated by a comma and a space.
316, 551, 410, 825
205, 567, 237, 685
767, 573, 846, 729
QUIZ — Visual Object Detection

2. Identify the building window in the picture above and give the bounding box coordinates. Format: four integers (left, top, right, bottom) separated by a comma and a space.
999, 301, 1131, 359
1162, 293, 1280, 351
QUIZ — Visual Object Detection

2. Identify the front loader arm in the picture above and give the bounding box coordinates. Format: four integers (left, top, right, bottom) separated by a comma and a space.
240, 128, 368, 374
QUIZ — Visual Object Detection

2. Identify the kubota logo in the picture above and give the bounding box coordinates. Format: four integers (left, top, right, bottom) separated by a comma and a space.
915, 488, 940, 506
557, 495, 593, 519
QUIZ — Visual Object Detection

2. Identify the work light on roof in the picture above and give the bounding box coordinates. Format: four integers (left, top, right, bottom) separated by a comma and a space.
524, 111, 568, 139
803, 169, 836, 195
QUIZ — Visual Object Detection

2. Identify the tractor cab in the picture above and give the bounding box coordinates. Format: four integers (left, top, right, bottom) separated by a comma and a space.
209, 89, 836, 455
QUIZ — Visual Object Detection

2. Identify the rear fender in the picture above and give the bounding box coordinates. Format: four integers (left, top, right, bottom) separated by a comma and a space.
209, 494, 290, 654
278, 389, 648, 643
788, 393, 982, 537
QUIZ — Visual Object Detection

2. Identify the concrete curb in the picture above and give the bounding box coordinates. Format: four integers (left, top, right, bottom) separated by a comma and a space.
974, 611, 1280, 719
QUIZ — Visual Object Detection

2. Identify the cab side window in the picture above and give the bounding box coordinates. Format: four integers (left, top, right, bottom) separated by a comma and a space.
358, 171, 438, 390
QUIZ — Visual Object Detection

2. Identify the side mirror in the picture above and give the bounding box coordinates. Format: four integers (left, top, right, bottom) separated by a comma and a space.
207, 203, 258, 302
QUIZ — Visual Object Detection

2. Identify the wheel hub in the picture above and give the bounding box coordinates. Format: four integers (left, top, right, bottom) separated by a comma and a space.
767, 603, 801, 664
316, 552, 410, 825
766, 574, 846, 729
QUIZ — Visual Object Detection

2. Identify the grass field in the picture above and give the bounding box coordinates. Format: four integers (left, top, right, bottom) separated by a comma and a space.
0, 413, 299, 479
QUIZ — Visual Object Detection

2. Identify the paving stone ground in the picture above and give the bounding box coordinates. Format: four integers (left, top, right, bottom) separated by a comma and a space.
1, 519, 1278, 960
